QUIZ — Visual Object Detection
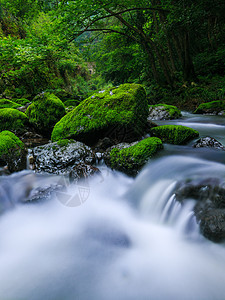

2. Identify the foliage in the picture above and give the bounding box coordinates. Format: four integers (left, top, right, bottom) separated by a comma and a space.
0, 6, 91, 99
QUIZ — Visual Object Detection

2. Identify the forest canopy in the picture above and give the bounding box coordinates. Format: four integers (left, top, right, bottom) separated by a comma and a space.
0, 0, 224, 107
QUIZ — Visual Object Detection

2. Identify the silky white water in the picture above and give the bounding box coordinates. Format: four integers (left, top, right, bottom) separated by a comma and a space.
1, 155, 225, 300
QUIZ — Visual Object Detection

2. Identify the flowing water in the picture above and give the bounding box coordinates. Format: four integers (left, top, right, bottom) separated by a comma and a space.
0, 113, 225, 300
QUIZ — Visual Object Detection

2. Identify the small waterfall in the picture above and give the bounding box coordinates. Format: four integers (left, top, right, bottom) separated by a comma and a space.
0, 156, 225, 299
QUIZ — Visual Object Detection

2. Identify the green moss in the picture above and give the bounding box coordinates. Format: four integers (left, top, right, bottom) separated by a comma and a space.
13, 98, 30, 106
0, 130, 24, 159
0, 108, 29, 133
194, 100, 225, 114
150, 125, 199, 145
51, 84, 148, 143
64, 99, 80, 107
0, 99, 21, 109
26, 92, 66, 136
149, 103, 182, 118
109, 137, 163, 174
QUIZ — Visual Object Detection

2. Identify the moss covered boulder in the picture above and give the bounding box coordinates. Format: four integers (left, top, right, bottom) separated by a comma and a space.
0, 108, 29, 134
148, 104, 182, 120
150, 125, 199, 145
13, 98, 30, 106
194, 100, 225, 115
0, 131, 27, 172
51, 84, 148, 145
26, 92, 66, 136
0, 99, 21, 109
106, 137, 163, 175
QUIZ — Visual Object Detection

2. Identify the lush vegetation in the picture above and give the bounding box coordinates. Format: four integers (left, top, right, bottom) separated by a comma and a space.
0, 0, 224, 108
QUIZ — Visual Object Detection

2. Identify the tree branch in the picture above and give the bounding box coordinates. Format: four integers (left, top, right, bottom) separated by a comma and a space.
71, 6, 168, 40
69, 28, 139, 42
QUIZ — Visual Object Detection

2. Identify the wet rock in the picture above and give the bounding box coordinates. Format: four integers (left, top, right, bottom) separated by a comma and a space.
24, 184, 63, 202
148, 104, 182, 120
193, 137, 225, 150
21, 131, 50, 148
94, 137, 114, 152
104, 137, 163, 176
31, 139, 95, 175
16, 102, 32, 113
69, 163, 100, 183
175, 177, 225, 242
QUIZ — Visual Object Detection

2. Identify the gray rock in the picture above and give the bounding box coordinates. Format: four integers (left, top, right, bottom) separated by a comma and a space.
31, 140, 95, 175
148, 105, 182, 121
193, 137, 225, 150
175, 177, 225, 242
148, 106, 172, 120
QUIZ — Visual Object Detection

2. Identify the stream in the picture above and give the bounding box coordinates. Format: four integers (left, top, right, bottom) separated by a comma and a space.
0, 112, 225, 300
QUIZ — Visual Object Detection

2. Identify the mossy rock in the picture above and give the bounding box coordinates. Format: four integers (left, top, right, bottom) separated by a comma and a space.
107, 137, 163, 175
0, 108, 29, 134
26, 92, 66, 136
0, 130, 26, 172
194, 100, 225, 115
148, 104, 182, 120
150, 125, 199, 145
13, 98, 30, 106
64, 99, 80, 107
51, 84, 149, 145
0, 99, 21, 109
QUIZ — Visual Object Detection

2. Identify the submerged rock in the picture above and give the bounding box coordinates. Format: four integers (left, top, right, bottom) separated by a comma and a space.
51, 83, 149, 145
105, 137, 163, 176
31, 139, 96, 175
193, 137, 225, 150
0, 131, 27, 172
69, 163, 100, 183
175, 177, 225, 242
148, 104, 182, 120
194, 100, 225, 115
150, 125, 199, 145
